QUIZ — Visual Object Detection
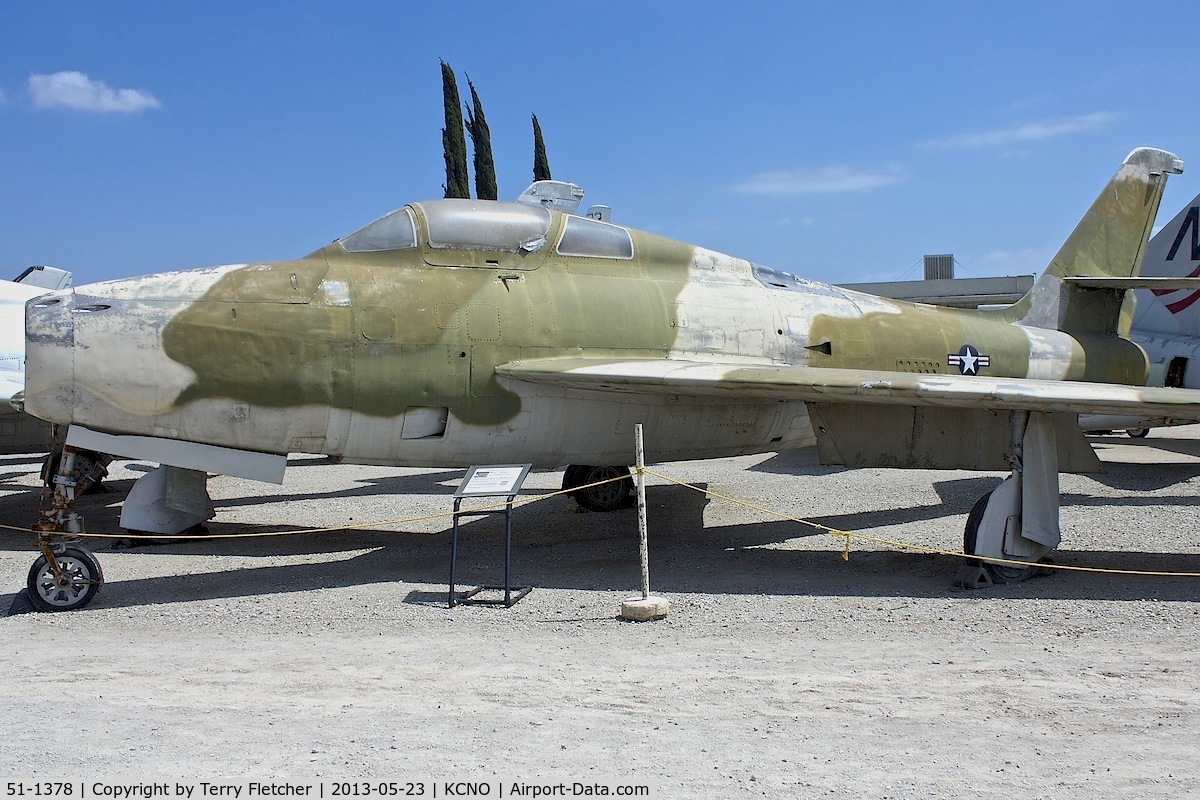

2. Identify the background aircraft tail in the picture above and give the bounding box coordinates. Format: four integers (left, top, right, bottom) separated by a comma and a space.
1129, 190, 1200, 337
1006, 147, 1182, 335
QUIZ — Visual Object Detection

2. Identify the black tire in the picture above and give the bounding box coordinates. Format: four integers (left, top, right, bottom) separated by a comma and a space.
561, 464, 587, 492
26, 546, 104, 612
1126, 428, 1150, 439
962, 491, 1037, 584
565, 465, 634, 512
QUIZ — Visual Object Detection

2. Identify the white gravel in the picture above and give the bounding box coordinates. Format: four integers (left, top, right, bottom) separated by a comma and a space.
2, 430, 1198, 798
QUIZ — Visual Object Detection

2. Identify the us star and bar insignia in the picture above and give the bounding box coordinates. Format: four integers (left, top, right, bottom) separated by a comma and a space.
947, 344, 991, 375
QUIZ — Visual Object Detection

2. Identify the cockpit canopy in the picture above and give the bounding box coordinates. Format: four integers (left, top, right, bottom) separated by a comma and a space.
339, 200, 551, 254
336, 199, 634, 262
422, 200, 552, 253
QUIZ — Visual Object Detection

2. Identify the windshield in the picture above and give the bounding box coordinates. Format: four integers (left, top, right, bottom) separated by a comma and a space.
338, 208, 417, 253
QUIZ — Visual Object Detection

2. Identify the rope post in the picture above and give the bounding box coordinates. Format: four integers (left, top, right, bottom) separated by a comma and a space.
636, 423, 650, 599
620, 424, 669, 621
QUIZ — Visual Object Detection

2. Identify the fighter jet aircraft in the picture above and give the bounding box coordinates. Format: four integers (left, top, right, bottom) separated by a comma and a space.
19, 147, 1200, 611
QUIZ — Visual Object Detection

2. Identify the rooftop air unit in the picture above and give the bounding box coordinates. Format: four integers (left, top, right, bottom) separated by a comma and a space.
923, 254, 954, 281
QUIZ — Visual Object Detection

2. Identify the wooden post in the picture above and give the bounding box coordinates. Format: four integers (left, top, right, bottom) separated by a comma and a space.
620, 423, 669, 621
636, 423, 650, 599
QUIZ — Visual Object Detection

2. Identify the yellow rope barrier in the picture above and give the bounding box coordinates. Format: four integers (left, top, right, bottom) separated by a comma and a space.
639, 467, 1200, 579
7, 465, 1200, 579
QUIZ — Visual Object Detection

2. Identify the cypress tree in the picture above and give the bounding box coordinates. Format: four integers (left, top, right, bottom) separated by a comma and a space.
440, 60, 470, 199
532, 114, 552, 182
465, 77, 498, 201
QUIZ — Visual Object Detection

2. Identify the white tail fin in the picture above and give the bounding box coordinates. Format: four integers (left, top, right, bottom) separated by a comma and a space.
1130, 191, 1200, 336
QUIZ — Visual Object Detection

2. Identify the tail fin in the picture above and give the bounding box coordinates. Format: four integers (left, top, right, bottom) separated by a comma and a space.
1008, 147, 1182, 334
1129, 190, 1200, 336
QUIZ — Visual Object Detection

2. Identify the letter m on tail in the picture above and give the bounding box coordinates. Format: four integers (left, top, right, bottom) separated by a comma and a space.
1167, 206, 1200, 262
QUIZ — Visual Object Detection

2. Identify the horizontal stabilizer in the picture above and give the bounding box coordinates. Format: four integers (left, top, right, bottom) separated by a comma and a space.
1065, 276, 1200, 290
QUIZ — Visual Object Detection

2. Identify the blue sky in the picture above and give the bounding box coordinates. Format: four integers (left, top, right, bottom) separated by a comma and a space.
2, 1, 1198, 287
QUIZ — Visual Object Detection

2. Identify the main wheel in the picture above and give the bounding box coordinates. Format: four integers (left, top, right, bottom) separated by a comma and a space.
1125, 427, 1150, 439
962, 492, 1038, 584
565, 465, 634, 512
27, 546, 104, 612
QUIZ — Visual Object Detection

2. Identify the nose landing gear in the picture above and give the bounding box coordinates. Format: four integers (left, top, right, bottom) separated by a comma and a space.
27, 443, 106, 612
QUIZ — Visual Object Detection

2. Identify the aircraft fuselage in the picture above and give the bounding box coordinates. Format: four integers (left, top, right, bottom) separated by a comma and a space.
23, 199, 1149, 468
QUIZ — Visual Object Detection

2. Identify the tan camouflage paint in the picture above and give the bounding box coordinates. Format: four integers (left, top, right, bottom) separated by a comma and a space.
21, 149, 1181, 469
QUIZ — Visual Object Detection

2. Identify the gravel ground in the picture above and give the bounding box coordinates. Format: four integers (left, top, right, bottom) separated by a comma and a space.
1, 430, 1198, 798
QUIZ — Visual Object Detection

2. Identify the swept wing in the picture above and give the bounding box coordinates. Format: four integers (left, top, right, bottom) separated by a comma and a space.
497, 357, 1200, 418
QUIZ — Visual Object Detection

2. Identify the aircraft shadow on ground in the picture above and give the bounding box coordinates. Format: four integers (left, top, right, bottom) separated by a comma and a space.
0, 458, 465, 523
746, 447, 827, 475
1088, 432, 1200, 460
1083, 462, 1200, 491
112, 464, 466, 509
0, 469, 468, 551
4, 477, 1199, 612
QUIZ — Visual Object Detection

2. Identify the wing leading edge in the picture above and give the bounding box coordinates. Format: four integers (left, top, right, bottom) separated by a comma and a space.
497, 357, 1200, 418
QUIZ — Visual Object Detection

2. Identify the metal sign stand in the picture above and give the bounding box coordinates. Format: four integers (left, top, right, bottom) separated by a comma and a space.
448, 464, 533, 609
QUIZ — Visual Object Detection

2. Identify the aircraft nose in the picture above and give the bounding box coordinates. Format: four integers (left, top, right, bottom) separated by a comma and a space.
23, 267, 243, 432
24, 288, 77, 424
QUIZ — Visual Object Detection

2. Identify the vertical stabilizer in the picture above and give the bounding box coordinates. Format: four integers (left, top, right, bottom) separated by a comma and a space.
1009, 147, 1182, 334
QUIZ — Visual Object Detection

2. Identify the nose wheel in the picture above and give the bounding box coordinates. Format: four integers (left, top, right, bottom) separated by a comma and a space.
26, 544, 103, 612
25, 439, 105, 611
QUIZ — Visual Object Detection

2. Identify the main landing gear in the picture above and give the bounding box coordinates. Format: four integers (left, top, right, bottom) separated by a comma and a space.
959, 411, 1061, 586
562, 464, 636, 512
27, 443, 108, 612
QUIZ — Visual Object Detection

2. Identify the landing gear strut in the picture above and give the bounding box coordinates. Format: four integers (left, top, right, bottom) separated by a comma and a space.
563, 464, 635, 512
959, 411, 1060, 586
28, 441, 104, 611
42, 447, 108, 494
43, 424, 110, 494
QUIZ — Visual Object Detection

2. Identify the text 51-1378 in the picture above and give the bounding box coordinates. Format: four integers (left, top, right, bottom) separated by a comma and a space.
7, 785, 76, 797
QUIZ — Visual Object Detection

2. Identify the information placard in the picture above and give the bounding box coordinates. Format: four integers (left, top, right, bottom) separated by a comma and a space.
455, 464, 532, 497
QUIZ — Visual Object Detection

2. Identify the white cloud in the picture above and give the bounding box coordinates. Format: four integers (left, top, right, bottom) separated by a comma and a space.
924, 112, 1115, 149
28, 71, 160, 113
734, 165, 907, 196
